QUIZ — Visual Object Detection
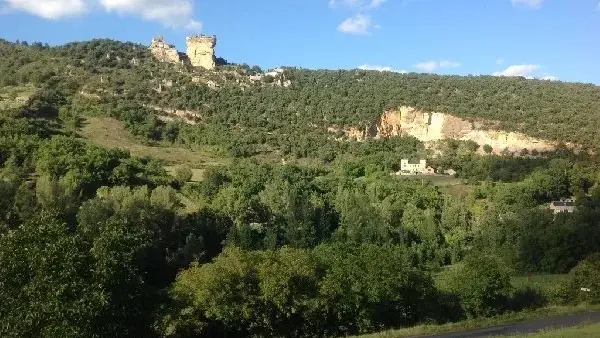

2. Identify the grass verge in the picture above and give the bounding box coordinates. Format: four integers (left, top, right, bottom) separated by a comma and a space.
349, 304, 600, 338
500, 322, 600, 337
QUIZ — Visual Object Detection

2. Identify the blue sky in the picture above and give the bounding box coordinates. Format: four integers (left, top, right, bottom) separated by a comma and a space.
1, 0, 599, 84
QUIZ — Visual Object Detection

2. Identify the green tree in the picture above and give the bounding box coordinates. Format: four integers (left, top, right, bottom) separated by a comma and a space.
483, 144, 493, 154
440, 255, 512, 318
555, 253, 600, 304
314, 243, 438, 334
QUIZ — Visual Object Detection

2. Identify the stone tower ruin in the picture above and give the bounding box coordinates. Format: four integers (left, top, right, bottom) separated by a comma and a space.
186, 35, 216, 70
149, 36, 181, 64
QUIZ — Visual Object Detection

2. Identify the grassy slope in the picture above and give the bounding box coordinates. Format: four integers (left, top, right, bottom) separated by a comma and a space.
512, 274, 567, 294
349, 304, 600, 338
78, 117, 231, 178
502, 322, 600, 337
0, 85, 36, 110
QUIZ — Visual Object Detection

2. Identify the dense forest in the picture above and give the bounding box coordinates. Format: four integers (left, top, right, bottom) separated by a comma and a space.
1, 38, 600, 337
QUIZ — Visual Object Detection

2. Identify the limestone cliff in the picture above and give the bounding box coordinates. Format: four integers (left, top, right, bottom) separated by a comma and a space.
186, 35, 216, 70
332, 106, 558, 154
149, 36, 181, 64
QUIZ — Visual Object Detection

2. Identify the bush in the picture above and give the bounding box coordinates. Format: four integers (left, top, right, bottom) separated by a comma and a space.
483, 144, 493, 154
554, 253, 600, 305
174, 165, 193, 184
508, 286, 547, 311
440, 255, 513, 318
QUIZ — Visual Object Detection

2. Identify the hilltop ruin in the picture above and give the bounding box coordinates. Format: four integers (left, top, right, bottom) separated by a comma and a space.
186, 35, 216, 70
149, 35, 216, 70
149, 36, 181, 64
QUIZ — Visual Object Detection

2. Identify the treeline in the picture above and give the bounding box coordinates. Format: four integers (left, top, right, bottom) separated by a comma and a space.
3, 39, 600, 157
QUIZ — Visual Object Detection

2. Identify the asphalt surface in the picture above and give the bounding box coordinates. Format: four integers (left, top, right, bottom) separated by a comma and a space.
425, 311, 600, 337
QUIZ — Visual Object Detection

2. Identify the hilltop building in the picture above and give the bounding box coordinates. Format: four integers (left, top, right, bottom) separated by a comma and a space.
186, 35, 216, 70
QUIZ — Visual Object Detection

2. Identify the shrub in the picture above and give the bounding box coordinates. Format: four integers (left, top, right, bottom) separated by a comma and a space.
554, 253, 600, 305
483, 144, 493, 154
174, 165, 193, 184
508, 286, 547, 311
440, 255, 513, 318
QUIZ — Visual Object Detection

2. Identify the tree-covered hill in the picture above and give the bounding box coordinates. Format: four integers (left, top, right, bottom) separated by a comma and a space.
3, 37, 600, 338
2, 38, 600, 154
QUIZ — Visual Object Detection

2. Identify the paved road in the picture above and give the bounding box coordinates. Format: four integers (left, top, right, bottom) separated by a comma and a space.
426, 311, 600, 337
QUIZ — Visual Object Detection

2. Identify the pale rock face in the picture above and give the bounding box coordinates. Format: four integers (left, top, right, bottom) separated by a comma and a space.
332, 106, 559, 153
186, 35, 216, 70
149, 37, 181, 64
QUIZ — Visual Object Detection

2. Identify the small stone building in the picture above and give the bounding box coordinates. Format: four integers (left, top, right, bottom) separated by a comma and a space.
549, 198, 576, 214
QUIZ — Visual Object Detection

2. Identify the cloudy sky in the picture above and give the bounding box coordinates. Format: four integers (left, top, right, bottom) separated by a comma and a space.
1, 0, 599, 83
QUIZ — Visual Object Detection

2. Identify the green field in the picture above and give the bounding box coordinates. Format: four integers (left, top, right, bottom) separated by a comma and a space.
79, 117, 231, 171
500, 322, 600, 337
512, 274, 567, 293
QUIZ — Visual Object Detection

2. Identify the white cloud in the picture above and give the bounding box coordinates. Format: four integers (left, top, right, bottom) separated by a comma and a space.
329, 0, 385, 9
330, 0, 383, 34
493, 64, 540, 78
414, 60, 462, 72
540, 74, 559, 81
511, 0, 545, 9
2, 0, 202, 29
496, 58, 505, 65
338, 14, 373, 35
3, 0, 87, 19
358, 64, 407, 73
99, 0, 200, 30
185, 19, 202, 31
368, 0, 386, 8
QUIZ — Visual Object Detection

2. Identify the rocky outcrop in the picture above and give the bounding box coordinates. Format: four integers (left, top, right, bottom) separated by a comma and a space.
186, 35, 216, 70
149, 36, 181, 64
331, 106, 559, 154
145, 105, 201, 125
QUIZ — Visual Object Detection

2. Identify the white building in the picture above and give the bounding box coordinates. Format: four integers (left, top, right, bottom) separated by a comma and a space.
398, 159, 435, 175
549, 198, 576, 214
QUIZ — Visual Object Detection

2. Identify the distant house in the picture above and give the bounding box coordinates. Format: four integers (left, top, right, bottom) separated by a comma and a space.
397, 159, 432, 175
549, 198, 576, 214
